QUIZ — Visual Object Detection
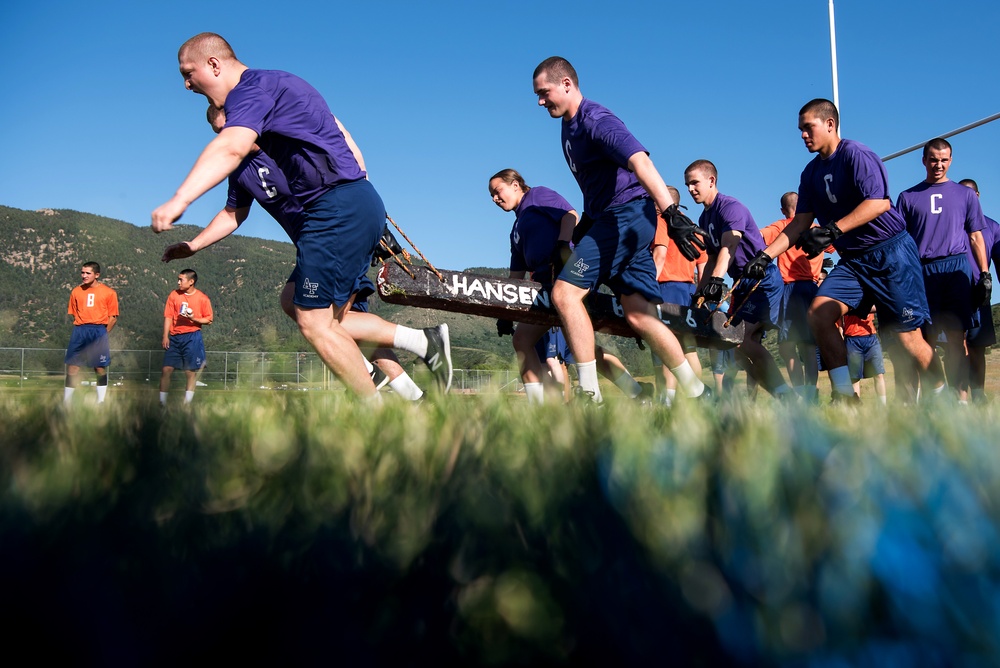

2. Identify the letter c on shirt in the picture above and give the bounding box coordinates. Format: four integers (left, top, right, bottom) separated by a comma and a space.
824, 174, 838, 204
931, 193, 942, 214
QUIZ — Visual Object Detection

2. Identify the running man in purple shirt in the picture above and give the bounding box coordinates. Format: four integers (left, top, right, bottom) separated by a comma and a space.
152, 33, 451, 399
685, 160, 791, 399
742, 98, 945, 400
896, 138, 990, 398
161, 105, 439, 401
532, 56, 707, 403
960, 178, 1000, 402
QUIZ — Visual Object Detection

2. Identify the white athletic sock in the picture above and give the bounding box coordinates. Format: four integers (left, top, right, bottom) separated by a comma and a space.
669, 360, 705, 397
392, 326, 428, 358
576, 361, 603, 402
96, 385, 107, 403
159, 392, 168, 405
932, 383, 946, 395
829, 366, 854, 395
389, 372, 424, 401
879, 395, 887, 405
364, 391, 383, 405
184, 390, 195, 404
64, 387, 74, 404
663, 388, 676, 407
524, 382, 544, 404
611, 369, 642, 398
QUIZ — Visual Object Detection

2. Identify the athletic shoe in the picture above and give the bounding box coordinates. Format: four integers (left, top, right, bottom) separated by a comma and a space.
422, 324, 453, 392
830, 391, 861, 404
571, 386, 603, 405
688, 386, 713, 403
370, 364, 390, 391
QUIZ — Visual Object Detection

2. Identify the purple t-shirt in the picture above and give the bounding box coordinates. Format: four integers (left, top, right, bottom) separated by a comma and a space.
224, 69, 365, 205
227, 151, 306, 243
796, 139, 905, 254
698, 193, 766, 280
509, 186, 574, 277
966, 215, 1000, 274
896, 179, 985, 259
561, 98, 648, 216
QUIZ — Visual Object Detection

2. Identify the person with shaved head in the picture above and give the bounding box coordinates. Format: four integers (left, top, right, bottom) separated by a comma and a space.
152, 33, 451, 400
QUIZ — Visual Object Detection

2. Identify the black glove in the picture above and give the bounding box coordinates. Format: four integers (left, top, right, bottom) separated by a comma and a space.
550, 240, 573, 275
496, 319, 515, 337
973, 271, 993, 307
700, 276, 726, 304
371, 227, 405, 266
795, 223, 842, 258
743, 250, 773, 280
662, 203, 706, 261
571, 213, 594, 245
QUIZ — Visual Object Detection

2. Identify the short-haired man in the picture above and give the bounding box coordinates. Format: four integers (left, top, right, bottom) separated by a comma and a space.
896, 139, 990, 398
651, 185, 705, 406
960, 178, 1000, 401
685, 159, 792, 398
152, 33, 450, 400
743, 98, 945, 400
160, 269, 213, 405
64, 262, 119, 405
532, 56, 707, 403
760, 191, 826, 402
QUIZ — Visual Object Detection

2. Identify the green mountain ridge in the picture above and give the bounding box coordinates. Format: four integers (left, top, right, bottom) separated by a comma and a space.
0, 205, 652, 372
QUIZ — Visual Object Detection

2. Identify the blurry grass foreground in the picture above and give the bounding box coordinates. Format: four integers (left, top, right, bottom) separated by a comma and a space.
1, 392, 1000, 665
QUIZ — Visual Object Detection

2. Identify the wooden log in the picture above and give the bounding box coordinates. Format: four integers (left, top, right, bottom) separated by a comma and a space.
377, 263, 743, 348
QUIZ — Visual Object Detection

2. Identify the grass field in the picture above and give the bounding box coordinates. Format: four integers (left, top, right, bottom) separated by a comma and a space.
2, 385, 999, 665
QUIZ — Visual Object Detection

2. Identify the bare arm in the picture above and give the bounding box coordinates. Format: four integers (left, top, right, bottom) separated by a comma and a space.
152, 126, 259, 232
559, 210, 579, 243
161, 206, 250, 262
106, 315, 118, 334
652, 245, 667, 278
162, 316, 172, 349
628, 152, 678, 213
970, 230, 989, 273
764, 212, 815, 259
713, 230, 742, 279
833, 198, 891, 234
336, 117, 367, 174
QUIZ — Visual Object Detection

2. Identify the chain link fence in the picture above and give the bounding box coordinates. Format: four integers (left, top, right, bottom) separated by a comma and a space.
0, 347, 523, 394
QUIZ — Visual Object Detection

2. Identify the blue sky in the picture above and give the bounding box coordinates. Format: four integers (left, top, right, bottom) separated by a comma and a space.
5, 1, 1000, 286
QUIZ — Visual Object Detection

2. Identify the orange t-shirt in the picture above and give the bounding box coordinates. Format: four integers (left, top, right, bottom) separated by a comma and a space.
68, 283, 119, 325
164, 288, 214, 335
652, 216, 703, 283
760, 217, 827, 284
842, 313, 876, 337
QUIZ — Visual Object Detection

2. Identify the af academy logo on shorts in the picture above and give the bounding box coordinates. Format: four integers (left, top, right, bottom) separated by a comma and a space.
570, 258, 590, 279
302, 277, 320, 299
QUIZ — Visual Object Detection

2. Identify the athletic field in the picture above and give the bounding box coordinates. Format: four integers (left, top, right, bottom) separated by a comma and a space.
1, 385, 998, 665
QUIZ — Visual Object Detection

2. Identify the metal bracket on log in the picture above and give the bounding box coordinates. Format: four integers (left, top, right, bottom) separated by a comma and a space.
377, 264, 742, 348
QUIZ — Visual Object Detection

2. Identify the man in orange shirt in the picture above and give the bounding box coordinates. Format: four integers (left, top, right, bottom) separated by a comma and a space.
843, 310, 886, 404
160, 269, 214, 405
64, 261, 119, 405
651, 186, 705, 405
760, 192, 827, 402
